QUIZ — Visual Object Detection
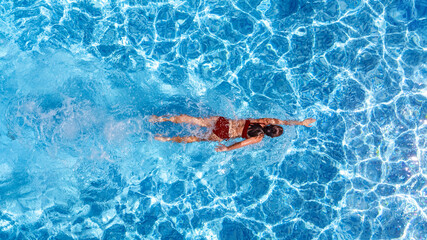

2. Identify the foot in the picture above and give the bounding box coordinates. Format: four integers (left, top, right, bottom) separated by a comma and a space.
149, 115, 168, 123
154, 136, 170, 142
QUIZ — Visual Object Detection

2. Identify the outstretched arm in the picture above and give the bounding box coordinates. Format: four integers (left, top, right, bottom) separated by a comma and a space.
282, 118, 316, 127
250, 118, 316, 127
215, 135, 264, 152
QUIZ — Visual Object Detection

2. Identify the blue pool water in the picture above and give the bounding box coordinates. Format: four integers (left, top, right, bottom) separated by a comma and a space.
0, 0, 426, 239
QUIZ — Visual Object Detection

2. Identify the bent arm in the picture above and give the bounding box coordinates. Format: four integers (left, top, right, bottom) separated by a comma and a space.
215, 136, 263, 152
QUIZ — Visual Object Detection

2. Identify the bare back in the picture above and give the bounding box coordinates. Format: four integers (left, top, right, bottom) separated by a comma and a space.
226, 119, 267, 138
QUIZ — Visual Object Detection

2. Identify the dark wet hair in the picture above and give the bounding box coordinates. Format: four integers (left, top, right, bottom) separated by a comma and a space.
263, 125, 283, 137
247, 124, 284, 138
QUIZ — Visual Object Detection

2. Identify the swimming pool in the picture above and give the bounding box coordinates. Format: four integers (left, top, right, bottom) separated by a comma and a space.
0, 0, 426, 239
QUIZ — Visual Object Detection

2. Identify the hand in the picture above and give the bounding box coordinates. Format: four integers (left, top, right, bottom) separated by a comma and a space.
215, 143, 228, 152
302, 118, 316, 127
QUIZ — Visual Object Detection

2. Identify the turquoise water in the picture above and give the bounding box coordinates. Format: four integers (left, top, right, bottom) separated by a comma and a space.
0, 0, 426, 239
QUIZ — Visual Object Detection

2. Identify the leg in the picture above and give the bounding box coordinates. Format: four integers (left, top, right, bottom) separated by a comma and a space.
154, 136, 208, 143
150, 115, 218, 128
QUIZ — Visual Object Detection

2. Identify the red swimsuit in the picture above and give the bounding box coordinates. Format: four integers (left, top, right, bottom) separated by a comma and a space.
212, 117, 251, 140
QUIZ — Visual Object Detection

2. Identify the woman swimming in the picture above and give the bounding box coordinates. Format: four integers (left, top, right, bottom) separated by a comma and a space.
149, 115, 316, 152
